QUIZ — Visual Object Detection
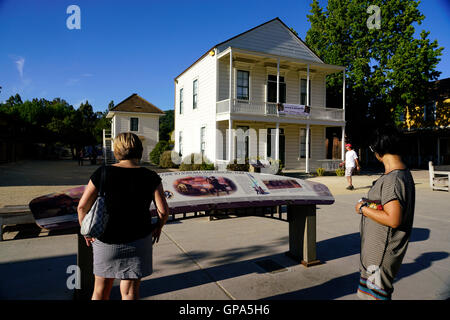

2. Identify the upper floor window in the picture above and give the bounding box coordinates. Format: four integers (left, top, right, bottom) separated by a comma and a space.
237, 70, 250, 100
267, 75, 286, 103
193, 79, 198, 109
130, 117, 139, 132
300, 79, 311, 106
179, 88, 184, 114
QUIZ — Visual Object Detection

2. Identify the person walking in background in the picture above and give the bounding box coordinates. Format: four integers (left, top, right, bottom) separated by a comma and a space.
339, 143, 360, 190
77, 132, 170, 300
77, 149, 84, 166
355, 125, 415, 300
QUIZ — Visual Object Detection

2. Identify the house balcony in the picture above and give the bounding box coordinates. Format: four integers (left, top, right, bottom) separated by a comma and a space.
216, 98, 344, 122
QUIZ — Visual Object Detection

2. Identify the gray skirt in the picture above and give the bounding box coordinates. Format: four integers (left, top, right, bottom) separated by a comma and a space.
92, 233, 153, 279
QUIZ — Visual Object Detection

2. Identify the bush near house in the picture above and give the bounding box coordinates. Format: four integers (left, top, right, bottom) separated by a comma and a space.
159, 150, 179, 169
316, 167, 325, 176
226, 159, 250, 172
179, 153, 215, 171
335, 168, 345, 176
149, 140, 171, 165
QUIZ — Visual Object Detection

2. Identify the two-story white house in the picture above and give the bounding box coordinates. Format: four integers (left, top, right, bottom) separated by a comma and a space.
174, 17, 346, 172
106, 93, 165, 163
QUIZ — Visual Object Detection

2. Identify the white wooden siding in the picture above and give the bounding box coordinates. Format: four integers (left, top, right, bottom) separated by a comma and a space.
175, 53, 217, 162
216, 20, 322, 63
112, 113, 160, 162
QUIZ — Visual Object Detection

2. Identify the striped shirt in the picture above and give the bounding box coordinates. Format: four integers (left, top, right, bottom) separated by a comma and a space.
358, 169, 415, 300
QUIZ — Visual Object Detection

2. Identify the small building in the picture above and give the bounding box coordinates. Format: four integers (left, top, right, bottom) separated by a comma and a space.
173, 17, 346, 172
106, 93, 165, 163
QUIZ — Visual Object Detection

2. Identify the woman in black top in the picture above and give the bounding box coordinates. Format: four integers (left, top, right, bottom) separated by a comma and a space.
77, 132, 169, 300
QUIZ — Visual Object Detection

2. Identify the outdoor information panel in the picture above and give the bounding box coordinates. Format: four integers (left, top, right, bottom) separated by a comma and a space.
152, 171, 334, 214
29, 171, 334, 230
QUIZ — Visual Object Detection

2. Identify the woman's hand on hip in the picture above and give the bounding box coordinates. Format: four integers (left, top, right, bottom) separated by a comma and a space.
84, 236, 95, 246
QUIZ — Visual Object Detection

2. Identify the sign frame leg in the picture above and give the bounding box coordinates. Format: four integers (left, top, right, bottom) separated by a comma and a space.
74, 232, 94, 300
286, 204, 321, 267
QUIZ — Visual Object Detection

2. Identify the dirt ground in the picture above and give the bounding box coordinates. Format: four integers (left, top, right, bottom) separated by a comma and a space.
0, 160, 170, 207
0, 159, 431, 207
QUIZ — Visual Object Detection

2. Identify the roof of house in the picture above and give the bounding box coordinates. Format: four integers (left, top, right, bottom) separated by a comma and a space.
174, 17, 325, 81
110, 93, 164, 114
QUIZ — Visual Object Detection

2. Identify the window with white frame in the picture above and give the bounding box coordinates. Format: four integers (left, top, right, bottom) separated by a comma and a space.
193, 79, 198, 109
130, 117, 139, 132
300, 78, 311, 106
179, 88, 184, 114
237, 70, 250, 100
299, 128, 311, 158
200, 126, 206, 156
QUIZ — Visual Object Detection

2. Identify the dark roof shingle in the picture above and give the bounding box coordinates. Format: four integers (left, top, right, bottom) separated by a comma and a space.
111, 93, 164, 114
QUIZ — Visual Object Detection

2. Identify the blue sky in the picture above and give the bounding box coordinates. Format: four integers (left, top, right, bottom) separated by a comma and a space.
1, 0, 449, 112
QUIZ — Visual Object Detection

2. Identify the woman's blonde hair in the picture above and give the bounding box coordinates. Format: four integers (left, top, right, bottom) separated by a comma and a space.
113, 132, 143, 161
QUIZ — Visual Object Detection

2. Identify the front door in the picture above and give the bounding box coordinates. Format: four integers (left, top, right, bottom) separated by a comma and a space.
236, 126, 249, 161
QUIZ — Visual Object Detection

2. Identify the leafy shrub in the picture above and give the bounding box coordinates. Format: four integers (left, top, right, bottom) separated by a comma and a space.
335, 168, 345, 176
226, 158, 249, 172
179, 153, 215, 171
149, 141, 170, 165
159, 150, 179, 168
316, 167, 325, 176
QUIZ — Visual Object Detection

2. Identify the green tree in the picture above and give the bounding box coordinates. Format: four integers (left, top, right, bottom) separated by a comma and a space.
159, 109, 174, 142
305, 0, 443, 145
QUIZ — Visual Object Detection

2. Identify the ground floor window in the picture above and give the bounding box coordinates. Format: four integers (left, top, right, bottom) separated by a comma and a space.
300, 128, 311, 158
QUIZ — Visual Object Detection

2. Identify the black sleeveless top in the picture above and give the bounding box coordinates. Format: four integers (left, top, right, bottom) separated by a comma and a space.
90, 166, 162, 244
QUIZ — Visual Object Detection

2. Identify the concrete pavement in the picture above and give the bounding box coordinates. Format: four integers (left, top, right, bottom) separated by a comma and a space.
0, 166, 448, 300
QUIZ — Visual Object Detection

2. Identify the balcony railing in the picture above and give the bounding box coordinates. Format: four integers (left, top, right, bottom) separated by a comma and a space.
216, 99, 344, 121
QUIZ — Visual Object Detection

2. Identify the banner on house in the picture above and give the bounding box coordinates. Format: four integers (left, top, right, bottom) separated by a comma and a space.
278, 104, 310, 116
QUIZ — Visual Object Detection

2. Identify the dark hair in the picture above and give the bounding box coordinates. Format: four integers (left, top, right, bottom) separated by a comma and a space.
369, 125, 404, 157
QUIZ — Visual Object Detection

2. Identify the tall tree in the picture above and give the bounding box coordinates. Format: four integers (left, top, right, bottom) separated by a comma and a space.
305, 0, 443, 145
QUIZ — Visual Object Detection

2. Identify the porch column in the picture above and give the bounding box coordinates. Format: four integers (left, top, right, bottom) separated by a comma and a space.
275, 58, 280, 161
228, 119, 233, 162
306, 123, 310, 173
342, 69, 346, 117
437, 137, 441, 165
229, 49, 233, 112
306, 64, 310, 106
341, 126, 345, 161
275, 122, 280, 161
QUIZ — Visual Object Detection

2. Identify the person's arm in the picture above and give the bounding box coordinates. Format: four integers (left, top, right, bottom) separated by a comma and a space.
152, 183, 170, 243
355, 199, 402, 228
355, 156, 361, 171
77, 180, 98, 246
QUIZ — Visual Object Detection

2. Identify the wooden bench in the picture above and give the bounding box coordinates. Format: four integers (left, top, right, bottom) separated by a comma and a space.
429, 161, 450, 192
0, 205, 34, 241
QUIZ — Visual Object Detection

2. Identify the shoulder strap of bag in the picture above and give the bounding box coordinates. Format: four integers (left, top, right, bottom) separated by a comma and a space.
99, 163, 106, 196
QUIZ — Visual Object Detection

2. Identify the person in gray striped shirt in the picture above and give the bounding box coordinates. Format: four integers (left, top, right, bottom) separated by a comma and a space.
355, 126, 415, 300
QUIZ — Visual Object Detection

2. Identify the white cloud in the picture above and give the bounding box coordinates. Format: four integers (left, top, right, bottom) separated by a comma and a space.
15, 57, 25, 78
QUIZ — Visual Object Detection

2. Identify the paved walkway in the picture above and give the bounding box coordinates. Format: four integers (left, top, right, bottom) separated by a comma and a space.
0, 160, 448, 300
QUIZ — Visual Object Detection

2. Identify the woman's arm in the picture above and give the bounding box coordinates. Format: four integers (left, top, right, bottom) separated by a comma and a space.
355, 200, 403, 228
77, 180, 98, 225
152, 183, 170, 243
